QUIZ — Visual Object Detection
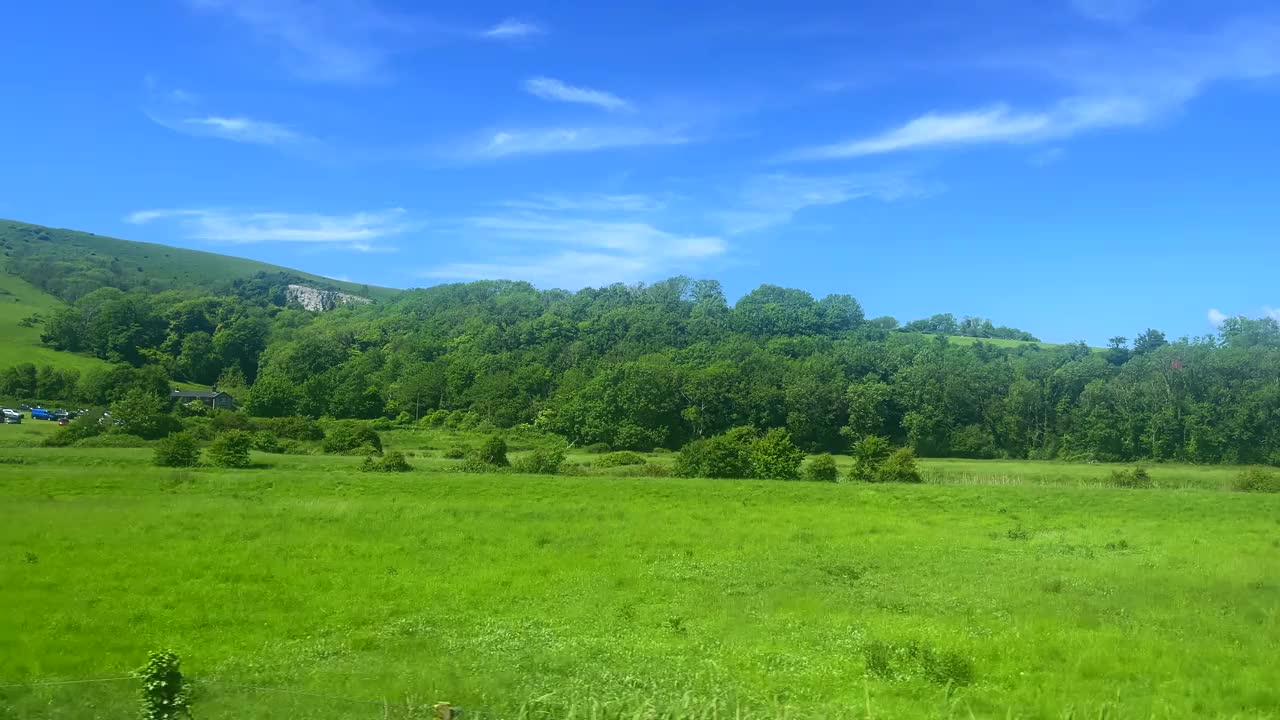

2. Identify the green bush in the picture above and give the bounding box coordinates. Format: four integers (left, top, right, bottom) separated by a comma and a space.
206, 430, 253, 468
75, 433, 152, 448
209, 409, 255, 433
362, 450, 413, 473
153, 432, 200, 468
751, 428, 805, 480
804, 453, 840, 482
368, 417, 395, 431
258, 416, 324, 441
1109, 466, 1153, 489
875, 447, 922, 484
583, 442, 612, 454
512, 445, 567, 474
674, 427, 757, 478
180, 416, 216, 441
611, 462, 672, 478
442, 446, 469, 460
42, 414, 104, 447
595, 450, 646, 468
278, 439, 313, 455
849, 436, 893, 482
1232, 467, 1280, 493
476, 435, 509, 466
322, 421, 383, 455
250, 431, 282, 453
454, 458, 500, 474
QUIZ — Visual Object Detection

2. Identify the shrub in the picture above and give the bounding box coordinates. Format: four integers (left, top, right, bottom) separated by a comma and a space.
322, 421, 383, 455
362, 450, 413, 473
75, 434, 152, 448
583, 442, 612, 454
278, 439, 313, 455
751, 428, 805, 480
1109, 466, 1153, 489
612, 462, 672, 478
1233, 467, 1280, 493
674, 427, 757, 478
560, 462, 590, 476
209, 409, 255, 433
42, 414, 104, 447
442, 446, 469, 460
875, 447, 922, 484
476, 435, 509, 466
258, 416, 323, 441
805, 453, 840, 482
455, 458, 500, 474
849, 436, 893, 482
180, 416, 216, 441
153, 432, 200, 468
512, 445, 567, 474
595, 450, 646, 468
206, 430, 253, 468
369, 417, 395, 431
250, 431, 282, 453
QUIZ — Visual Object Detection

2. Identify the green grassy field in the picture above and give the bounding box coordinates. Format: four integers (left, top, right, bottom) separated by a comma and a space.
2, 426, 1278, 719
0, 273, 112, 373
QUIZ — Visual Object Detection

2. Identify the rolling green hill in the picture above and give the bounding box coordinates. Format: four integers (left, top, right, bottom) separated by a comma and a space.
0, 219, 399, 302
0, 272, 111, 372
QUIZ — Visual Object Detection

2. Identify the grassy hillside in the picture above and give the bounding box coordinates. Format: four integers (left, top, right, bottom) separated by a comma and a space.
0, 272, 110, 373
0, 219, 400, 301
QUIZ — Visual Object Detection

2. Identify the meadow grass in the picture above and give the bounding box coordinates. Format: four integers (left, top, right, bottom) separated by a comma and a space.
1, 433, 1278, 719
0, 273, 111, 373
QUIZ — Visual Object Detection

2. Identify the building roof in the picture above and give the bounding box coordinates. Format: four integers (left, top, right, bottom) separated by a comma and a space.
170, 390, 231, 399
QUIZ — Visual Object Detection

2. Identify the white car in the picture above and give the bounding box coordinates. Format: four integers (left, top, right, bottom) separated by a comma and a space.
2, 408, 23, 424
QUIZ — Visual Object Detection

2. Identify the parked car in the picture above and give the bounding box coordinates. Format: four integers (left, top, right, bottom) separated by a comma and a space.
57, 418, 69, 426
31, 407, 53, 421
2, 409, 22, 424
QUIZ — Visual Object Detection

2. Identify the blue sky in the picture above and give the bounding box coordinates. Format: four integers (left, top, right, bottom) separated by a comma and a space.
3, 0, 1280, 344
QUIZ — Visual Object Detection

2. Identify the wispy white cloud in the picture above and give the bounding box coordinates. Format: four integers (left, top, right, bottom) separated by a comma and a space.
1208, 308, 1228, 327
424, 192, 723, 287
787, 19, 1280, 161
189, 0, 417, 84
524, 77, 632, 112
717, 172, 930, 234
1072, 0, 1153, 24
126, 208, 408, 251
459, 127, 687, 160
499, 193, 665, 213
153, 114, 309, 145
169, 89, 202, 104
482, 18, 544, 39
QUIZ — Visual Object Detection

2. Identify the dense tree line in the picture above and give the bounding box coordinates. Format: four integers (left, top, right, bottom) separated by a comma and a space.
898, 313, 1039, 341
10, 274, 1280, 465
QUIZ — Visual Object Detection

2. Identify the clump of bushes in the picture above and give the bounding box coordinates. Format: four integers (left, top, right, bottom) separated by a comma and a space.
42, 414, 105, 447
512, 445, 567, 475
674, 427, 805, 480
611, 462, 672, 478
153, 432, 200, 468
206, 430, 253, 468
848, 437, 921, 483
258, 416, 324, 441
1233, 467, 1280, 493
362, 450, 412, 473
804, 453, 840, 482
442, 446, 469, 460
475, 435, 509, 467
1108, 466, 1153, 489
322, 421, 383, 455
594, 451, 646, 468
75, 434, 152, 448
250, 431, 282, 454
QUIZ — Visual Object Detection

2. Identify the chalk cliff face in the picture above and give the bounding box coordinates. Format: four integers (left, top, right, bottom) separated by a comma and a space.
285, 284, 371, 312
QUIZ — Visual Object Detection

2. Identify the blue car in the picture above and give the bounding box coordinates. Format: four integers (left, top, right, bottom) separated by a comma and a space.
30, 408, 53, 421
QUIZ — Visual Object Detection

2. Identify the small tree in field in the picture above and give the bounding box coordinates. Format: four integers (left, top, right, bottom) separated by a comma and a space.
804, 453, 840, 482
206, 430, 252, 468
153, 432, 199, 468
476, 435, 509, 466
750, 428, 805, 480
849, 436, 893, 481
875, 447, 922, 483
137, 649, 190, 720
